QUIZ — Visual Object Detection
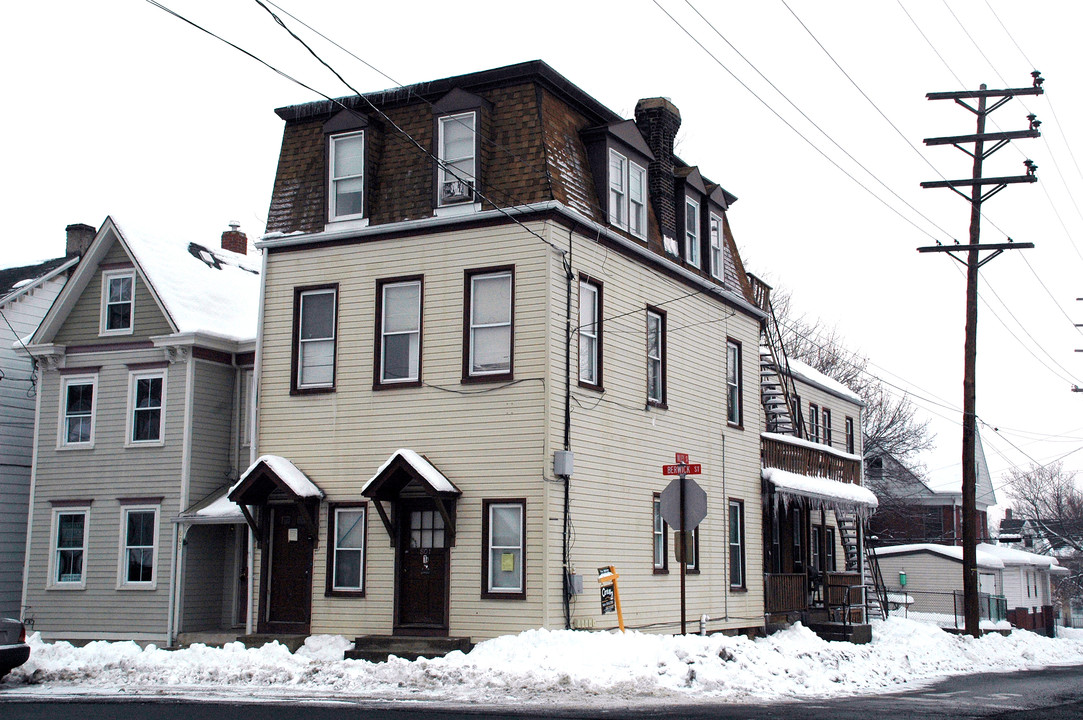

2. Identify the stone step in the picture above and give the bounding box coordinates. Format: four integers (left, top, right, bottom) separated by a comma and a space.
345, 635, 473, 663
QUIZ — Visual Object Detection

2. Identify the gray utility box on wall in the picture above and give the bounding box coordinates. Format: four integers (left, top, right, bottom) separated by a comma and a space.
554, 450, 574, 477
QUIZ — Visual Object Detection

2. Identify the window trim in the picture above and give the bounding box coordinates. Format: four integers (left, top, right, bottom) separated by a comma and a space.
726, 338, 743, 428
578, 276, 603, 391
373, 276, 423, 390
436, 111, 478, 207
462, 266, 515, 383
116, 504, 160, 590
328, 131, 366, 222
729, 499, 746, 590
607, 149, 647, 240
125, 369, 166, 447
290, 284, 339, 395
808, 403, 820, 443
646, 306, 667, 408
99, 269, 135, 336
608, 149, 628, 230
845, 416, 855, 455
709, 213, 724, 280
684, 197, 700, 267
628, 161, 647, 239
49, 506, 90, 590
652, 492, 668, 574
481, 499, 525, 599
326, 502, 367, 597
822, 408, 833, 447
57, 374, 98, 449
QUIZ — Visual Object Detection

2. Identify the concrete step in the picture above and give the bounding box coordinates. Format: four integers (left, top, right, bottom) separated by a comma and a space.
807, 622, 872, 644
239, 634, 308, 653
345, 635, 473, 663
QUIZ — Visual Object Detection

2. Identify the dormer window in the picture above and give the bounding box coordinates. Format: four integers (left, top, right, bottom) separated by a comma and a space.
100, 269, 134, 335
329, 132, 365, 221
438, 112, 476, 205
608, 150, 647, 240
684, 198, 700, 266
709, 213, 723, 280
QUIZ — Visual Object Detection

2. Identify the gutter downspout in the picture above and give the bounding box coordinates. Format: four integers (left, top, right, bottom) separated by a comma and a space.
244, 247, 268, 637
561, 233, 574, 631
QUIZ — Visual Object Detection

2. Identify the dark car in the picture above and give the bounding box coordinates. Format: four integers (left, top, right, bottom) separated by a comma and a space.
0, 618, 30, 679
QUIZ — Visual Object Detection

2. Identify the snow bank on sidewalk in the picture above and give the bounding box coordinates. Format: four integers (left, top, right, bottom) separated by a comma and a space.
4, 619, 1083, 705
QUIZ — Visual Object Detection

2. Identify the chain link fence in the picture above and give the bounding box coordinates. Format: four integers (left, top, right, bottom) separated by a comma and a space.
884, 587, 1008, 629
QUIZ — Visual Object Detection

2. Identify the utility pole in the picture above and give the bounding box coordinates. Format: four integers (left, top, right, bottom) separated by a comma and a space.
918, 72, 1044, 638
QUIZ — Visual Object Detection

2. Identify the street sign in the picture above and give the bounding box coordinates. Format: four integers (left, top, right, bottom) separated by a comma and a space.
675, 452, 689, 464
662, 463, 701, 475
659, 476, 708, 529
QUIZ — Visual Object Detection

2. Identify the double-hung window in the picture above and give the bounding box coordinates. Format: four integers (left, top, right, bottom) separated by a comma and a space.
128, 370, 165, 445
376, 278, 422, 386
729, 500, 745, 588
652, 493, 667, 573
646, 308, 666, 406
822, 409, 833, 447
483, 500, 524, 598
808, 403, 820, 443
608, 149, 647, 239
119, 505, 158, 588
465, 268, 513, 380
328, 504, 366, 595
685, 198, 700, 266
330, 132, 365, 220
578, 278, 602, 388
293, 286, 337, 392
709, 214, 724, 280
845, 416, 855, 454
439, 113, 476, 205
53, 508, 88, 587
59, 375, 97, 448
101, 270, 134, 335
726, 340, 741, 426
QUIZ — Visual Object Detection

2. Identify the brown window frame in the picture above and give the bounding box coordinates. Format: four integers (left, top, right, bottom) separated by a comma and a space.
822, 408, 832, 447
729, 498, 746, 590
462, 266, 515, 384
646, 305, 667, 408
290, 283, 339, 396
481, 498, 526, 600
808, 403, 820, 443
578, 275, 603, 391
652, 492, 668, 574
373, 275, 424, 390
726, 338, 743, 429
845, 416, 855, 454
325, 502, 367, 597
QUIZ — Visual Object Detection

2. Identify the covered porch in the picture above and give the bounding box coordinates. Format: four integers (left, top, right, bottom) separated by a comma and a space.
760, 433, 880, 637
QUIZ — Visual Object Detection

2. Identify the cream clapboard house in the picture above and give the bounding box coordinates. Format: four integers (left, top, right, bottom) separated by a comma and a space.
20, 219, 260, 643
233, 61, 775, 642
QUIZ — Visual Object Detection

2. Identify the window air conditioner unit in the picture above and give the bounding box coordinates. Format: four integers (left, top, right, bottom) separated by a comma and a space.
442, 179, 473, 203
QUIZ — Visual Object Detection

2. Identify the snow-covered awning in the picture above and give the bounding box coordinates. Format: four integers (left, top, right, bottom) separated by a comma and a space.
228, 455, 324, 543
173, 487, 245, 525
763, 467, 878, 517
363, 449, 461, 545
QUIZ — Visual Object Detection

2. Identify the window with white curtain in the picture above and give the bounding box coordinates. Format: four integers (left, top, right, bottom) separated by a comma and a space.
467, 270, 513, 378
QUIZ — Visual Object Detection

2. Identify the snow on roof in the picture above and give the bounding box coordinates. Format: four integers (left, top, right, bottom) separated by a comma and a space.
785, 357, 862, 405
113, 220, 260, 342
362, 449, 458, 494
872, 543, 1005, 569
231, 455, 324, 499
978, 543, 1065, 570
762, 467, 878, 508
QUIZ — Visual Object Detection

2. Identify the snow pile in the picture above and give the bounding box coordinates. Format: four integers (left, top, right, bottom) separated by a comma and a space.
5, 619, 1083, 705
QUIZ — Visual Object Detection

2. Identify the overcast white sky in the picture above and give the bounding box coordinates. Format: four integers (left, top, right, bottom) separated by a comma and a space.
4, 1, 1081, 505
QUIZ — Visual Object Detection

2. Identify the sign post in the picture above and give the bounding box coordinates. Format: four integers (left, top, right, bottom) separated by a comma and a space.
597, 566, 624, 632
659, 453, 707, 635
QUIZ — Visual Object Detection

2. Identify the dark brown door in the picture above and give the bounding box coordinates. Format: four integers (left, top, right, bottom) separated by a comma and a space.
262, 506, 314, 632
396, 506, 449, 633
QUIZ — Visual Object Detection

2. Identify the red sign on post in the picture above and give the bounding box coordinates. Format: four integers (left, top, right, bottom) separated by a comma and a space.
662, 463, 701, 475
675, 453, 689, 464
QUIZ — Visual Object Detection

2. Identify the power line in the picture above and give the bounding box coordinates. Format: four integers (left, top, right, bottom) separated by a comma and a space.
653, 0, 950, 244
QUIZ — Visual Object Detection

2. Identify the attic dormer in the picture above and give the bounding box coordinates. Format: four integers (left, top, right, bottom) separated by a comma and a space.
581, 119, 654, 242
431, 88, 493, 215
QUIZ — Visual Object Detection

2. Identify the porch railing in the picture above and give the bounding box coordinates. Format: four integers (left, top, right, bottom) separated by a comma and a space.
765, 573, 807, 613
762, 435, 861, 484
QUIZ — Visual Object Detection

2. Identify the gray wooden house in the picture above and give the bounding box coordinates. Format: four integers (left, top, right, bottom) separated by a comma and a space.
19, 218, 259, 644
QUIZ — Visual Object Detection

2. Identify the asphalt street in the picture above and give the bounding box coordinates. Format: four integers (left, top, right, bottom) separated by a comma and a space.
3, 663, 1083, 719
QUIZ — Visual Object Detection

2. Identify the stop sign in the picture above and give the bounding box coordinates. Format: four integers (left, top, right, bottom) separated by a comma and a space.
659, 476, 707, 530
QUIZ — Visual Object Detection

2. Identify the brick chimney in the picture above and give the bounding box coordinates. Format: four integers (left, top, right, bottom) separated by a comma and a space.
634, 97, 682, 242
221, 222, 247, 255
65, 223, 96, 257
1003, 508, 1012, 520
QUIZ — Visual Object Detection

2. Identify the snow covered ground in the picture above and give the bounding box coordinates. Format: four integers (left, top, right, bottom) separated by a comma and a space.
2, 619, 1083, 708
